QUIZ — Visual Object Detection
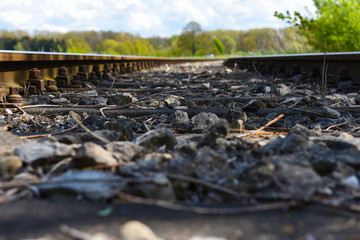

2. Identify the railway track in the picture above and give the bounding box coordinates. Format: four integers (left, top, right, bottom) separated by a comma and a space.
2, 51, 360, 239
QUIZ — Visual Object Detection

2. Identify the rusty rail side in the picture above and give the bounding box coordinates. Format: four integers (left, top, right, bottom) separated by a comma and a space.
224, 52, 360, 85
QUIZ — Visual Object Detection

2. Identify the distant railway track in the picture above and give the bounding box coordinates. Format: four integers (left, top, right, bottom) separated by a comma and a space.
225, 52, 360, 86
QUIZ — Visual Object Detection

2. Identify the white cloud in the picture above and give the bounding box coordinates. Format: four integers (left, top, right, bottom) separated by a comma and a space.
0, 0, 316, 37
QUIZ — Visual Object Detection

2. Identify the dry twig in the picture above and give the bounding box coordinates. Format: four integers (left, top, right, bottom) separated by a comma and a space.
19, 124, 78, 139
70, 112, 110, 144
245, 114, 284, 138
115, 191, 299, 215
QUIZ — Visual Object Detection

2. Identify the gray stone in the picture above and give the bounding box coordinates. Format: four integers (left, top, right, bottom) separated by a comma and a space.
191, 112, 219, 132
164, 95, 184, 108
51, 98, 70, 104
72, 142, 118, 168
38, 170, 124, 201
173, 110, 190, 125
289, 124, 319, 138
199, 119, 229, 147
322, 107, 341, 118
257, 134, 311, 156
14, 142, 76, 166
135, 128, 177, 151
276, 162, 322, 198
242, 99, 266, 112
129, 173, 176, 201
106, 141, 144, 162
107, 92, 137, 105
194, 147, 229, 182
275, 83, 291, 96
103, 118, 136, 141
175, 140, 198, 155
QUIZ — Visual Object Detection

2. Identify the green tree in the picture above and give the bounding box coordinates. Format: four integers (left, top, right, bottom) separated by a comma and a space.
95, 39, 120, 54
66, 38, 93, 53
275, 0, 360, 52
116, 41, 136, 55
178, 21, 203, 56
220, 35, 236, 55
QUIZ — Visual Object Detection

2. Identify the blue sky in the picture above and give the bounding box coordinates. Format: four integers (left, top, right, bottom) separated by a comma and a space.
0, 0, 316, 37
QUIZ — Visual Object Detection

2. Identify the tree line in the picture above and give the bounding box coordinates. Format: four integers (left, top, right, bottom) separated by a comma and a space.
0, 22, 311, 57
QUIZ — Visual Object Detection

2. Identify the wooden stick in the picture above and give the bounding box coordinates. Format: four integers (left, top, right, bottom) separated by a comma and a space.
245, 114, 284, 138
70, 112, 110, 144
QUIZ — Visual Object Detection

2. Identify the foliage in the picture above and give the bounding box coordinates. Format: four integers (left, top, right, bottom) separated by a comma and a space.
213, 37, 225, 55
66, 38, 93, 53
219, 35, 236, 54
178, 21, 204, 56
95, 39, 119, 54
274, 0, 360, 52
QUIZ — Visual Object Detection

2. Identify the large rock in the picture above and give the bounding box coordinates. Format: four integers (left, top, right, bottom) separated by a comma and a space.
191, 112, 219, 132
194, 147, 229, 182
199, 119, 229, 147
14, 142, 76, 166
135, 128, 177, 151
72, 142, 118, 168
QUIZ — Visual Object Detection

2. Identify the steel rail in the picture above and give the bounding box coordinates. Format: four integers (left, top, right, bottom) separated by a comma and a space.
0, 50, 222, 87
225, 52, 360, 83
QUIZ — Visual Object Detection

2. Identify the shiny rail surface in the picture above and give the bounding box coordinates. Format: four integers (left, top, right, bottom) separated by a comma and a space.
225, 52, 360, 85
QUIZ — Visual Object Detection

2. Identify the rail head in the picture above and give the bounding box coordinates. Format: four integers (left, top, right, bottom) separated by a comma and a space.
227, 52, 360, 62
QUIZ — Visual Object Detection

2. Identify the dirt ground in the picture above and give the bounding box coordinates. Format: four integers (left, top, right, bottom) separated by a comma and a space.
0, 200, 360, 240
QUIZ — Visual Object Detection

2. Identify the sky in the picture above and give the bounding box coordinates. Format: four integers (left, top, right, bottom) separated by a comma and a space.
0, 0, 316, 37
